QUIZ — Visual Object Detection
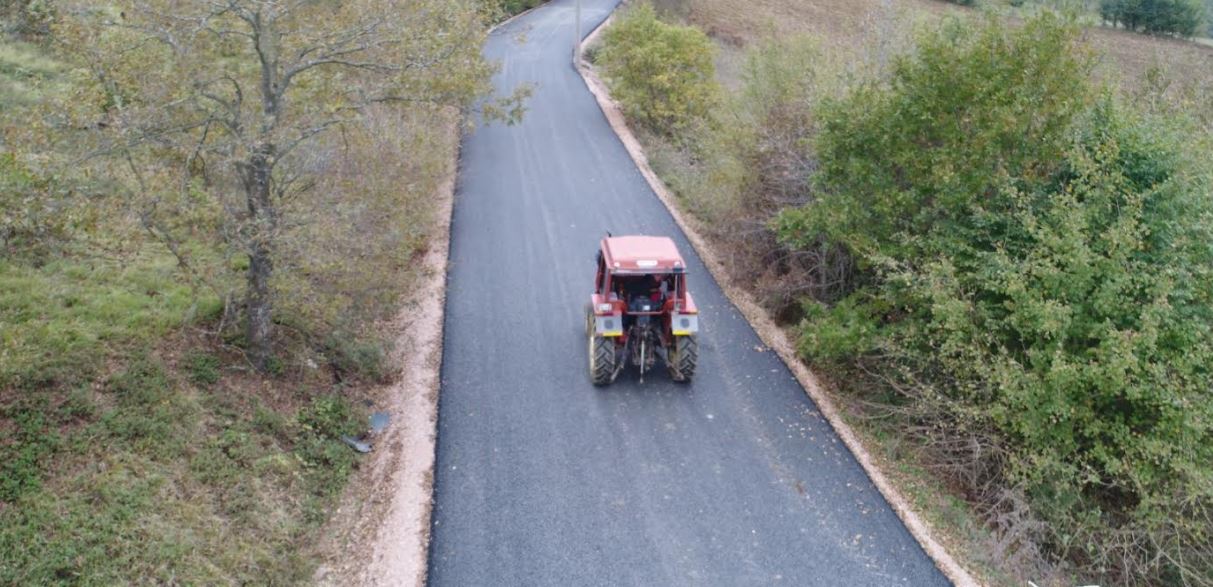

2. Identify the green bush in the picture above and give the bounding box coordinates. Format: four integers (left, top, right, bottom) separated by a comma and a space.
598, 3, 718, 136
779, 13, 1213, 583
1100, 0, 1203, 36
684, 35, 854, 315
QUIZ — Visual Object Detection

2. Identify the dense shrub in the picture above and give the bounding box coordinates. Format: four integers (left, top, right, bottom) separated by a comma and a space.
779, 14, 1213, 584
677, 35, 852, 317
495, 0, 544, 17
0, 0, 55, 39
597, 3, 718, 136
1100, 0, 1203, 36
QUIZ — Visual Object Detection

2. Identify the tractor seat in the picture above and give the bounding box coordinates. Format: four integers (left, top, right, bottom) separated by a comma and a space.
628, 296, 662, 313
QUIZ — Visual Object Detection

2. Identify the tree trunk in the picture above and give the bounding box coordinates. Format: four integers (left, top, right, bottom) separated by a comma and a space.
247, 240, 273, 370
244, 145, 277, 371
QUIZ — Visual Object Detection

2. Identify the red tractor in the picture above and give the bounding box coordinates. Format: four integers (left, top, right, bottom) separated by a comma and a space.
586, 235, 699, 385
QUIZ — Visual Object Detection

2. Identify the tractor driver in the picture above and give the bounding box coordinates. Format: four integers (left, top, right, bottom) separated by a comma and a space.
623, 274, 663, 306
619, 274, 664, 332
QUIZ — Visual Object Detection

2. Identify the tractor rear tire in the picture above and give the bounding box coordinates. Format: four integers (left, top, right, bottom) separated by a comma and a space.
588, 327, 617, 386
668, 335, 698, 382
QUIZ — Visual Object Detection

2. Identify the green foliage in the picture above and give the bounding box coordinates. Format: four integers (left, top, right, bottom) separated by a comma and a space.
295, 395, 363, 497
0, 39, 64, 106
0, 152, 86, 259
666, 34, 855, 314
44, 0, 516, 371
0, 0, 55, 40
323, 333, 387, 382
598, 3, 719, 136
1100, 0, 1203, 36
0, 257, 210, 388
496, 0, 545, 16
296, 395, 360, 440
797, 297, 880, 364
183, 351, 222, 386
0, 0, 460, 582
0, 358, 351, 584
99, 360, 193, 458
783, 13, 1093, 262
0, 394, 60, 502
781, 13, 1213, 583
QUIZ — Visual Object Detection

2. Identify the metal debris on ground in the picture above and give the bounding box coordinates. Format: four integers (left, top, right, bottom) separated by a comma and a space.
370, 411, 390, 435
340, 435, 372, 453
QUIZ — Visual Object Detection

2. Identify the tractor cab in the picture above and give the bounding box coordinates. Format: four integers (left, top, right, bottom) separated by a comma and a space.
593, 236, 692, 312
586, 235, 700, 385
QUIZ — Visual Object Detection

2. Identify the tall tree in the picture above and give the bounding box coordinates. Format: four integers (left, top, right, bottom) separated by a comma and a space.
54, 0, 524, 370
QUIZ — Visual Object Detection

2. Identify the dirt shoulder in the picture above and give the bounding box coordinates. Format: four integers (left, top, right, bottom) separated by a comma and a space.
311, 119, 457, 587
309, 8, 549, 580
574, 12, 978, 587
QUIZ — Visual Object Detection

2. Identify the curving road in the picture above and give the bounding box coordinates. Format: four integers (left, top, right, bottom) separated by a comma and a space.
427, 1, 950, 585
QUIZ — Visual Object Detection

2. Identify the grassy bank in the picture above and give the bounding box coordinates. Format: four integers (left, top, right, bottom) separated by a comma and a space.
0, 248, 372, 583
0, 9, 464, 580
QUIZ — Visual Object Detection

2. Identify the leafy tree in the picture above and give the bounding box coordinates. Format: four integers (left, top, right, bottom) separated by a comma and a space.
52, 0, 526, 370
780, 13, 1213, 583
597, 3, 718, 136
1100, 0, 1203, 37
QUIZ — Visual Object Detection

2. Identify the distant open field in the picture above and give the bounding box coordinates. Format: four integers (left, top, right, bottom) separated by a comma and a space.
661, 0, 1213, 99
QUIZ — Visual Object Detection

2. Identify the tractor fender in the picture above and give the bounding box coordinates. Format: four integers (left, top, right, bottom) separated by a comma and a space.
594, 313, 624, 337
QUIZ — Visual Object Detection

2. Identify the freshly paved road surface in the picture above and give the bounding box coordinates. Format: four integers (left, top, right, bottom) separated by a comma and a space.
428, 1, 950, 585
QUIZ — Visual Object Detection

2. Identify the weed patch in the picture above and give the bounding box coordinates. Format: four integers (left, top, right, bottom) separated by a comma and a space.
183, 351, 222, 386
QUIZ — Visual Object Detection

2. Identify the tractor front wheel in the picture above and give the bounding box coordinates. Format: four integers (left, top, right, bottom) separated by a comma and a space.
588, 313, 617, 386
668, 335, 698, 382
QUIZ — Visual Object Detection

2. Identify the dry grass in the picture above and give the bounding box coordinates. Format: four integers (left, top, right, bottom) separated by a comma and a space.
668, 0, 954, 47
661, 0, 1213, 96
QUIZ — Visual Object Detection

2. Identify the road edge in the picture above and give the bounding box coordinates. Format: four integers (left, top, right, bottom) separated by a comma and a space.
574, 11, 979, 587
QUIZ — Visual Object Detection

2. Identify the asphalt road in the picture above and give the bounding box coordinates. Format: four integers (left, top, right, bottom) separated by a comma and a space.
427, 1, 950, 585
